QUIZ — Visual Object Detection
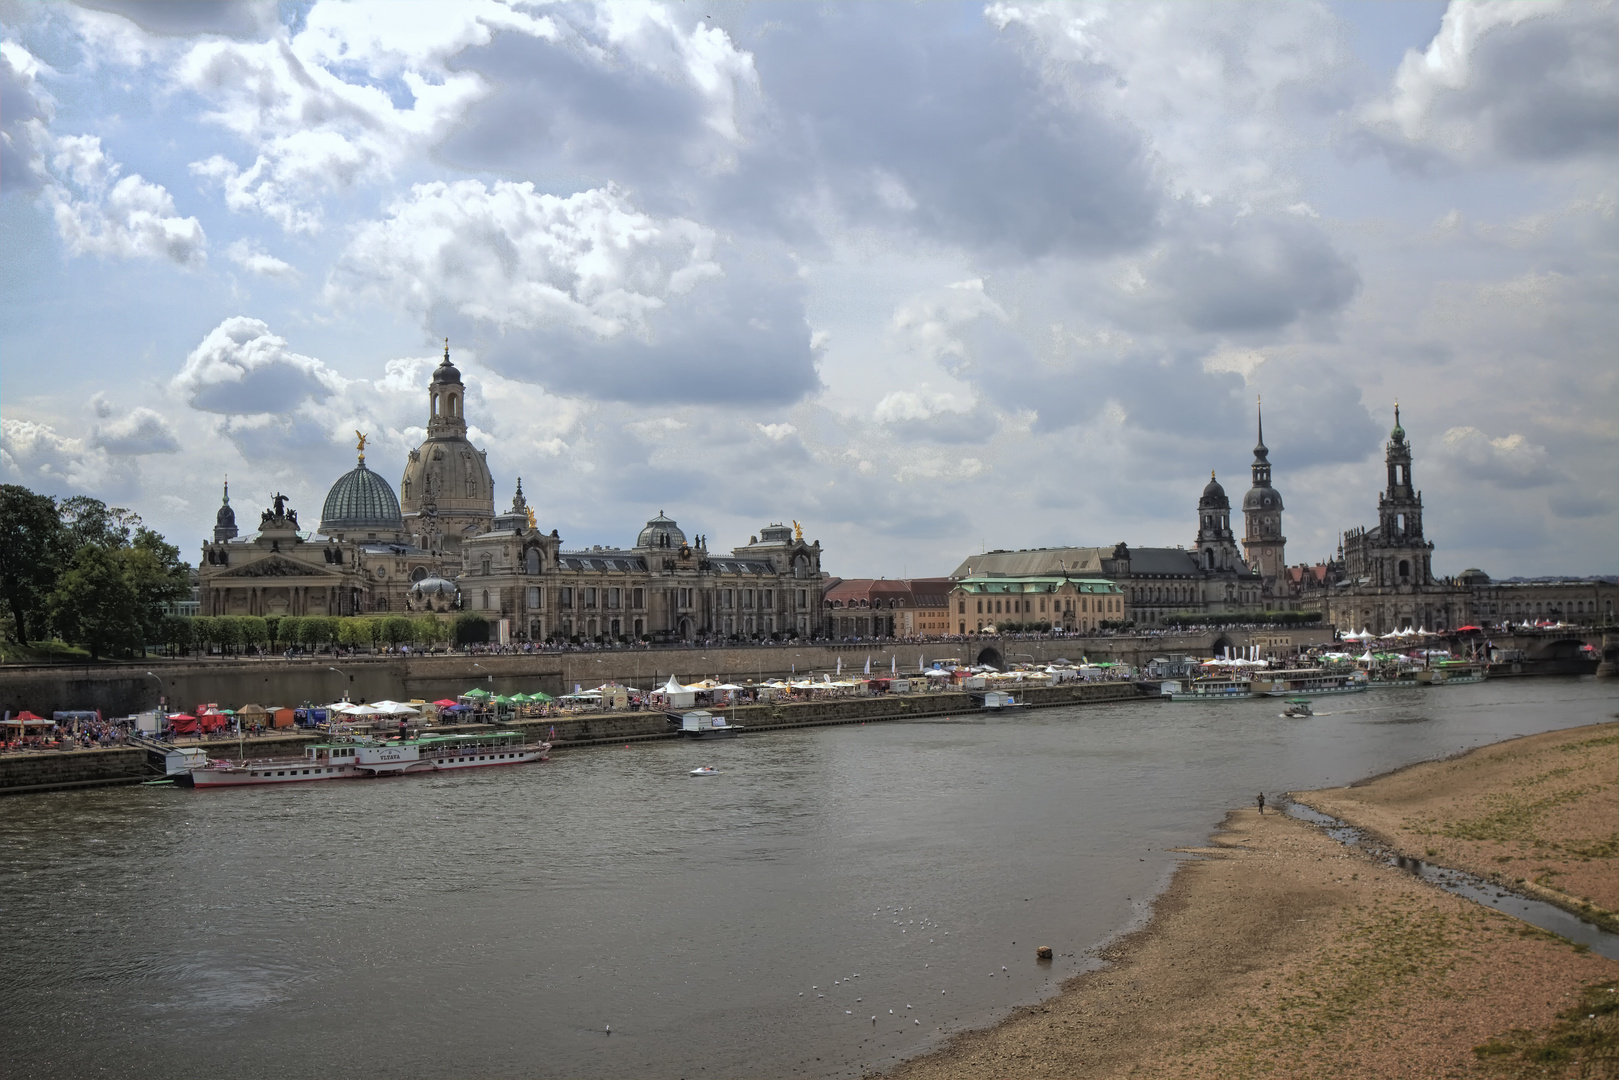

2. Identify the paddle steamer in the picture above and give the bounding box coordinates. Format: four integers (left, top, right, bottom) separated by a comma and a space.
175, 731, 549, 788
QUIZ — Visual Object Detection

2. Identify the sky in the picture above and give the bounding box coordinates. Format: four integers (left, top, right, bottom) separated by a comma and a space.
1, 0, 1614, 580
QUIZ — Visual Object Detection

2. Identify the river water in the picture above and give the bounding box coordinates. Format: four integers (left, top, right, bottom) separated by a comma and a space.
2, 678, 1613, 1079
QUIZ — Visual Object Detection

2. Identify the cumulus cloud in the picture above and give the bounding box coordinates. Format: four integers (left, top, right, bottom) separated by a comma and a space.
224, 238, 298, 280
43, 134, 206, 266
331, 180, 720, 338
330, 179, 817, 405
75, 1, 279, 39
988, 2, 1353, 205
0, 41, 54, 192
90, 398, 182, 455
179, 0, 555, 232
1437, 425, 1556, 489
1358, 1, 1619, 167
0, 417, 127, 493
172, 317, 345, 414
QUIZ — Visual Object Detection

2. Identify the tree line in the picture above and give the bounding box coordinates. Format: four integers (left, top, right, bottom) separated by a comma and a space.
154, 613, 460, 656
0, 484, 191, 659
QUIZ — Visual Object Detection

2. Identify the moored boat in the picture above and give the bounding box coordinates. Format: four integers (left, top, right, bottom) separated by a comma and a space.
176, 731, 549, 788
1249, 668, 1369, 697
1168, 676, 1253, 701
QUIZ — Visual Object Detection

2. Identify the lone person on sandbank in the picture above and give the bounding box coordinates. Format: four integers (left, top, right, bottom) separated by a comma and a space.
1256, 792, 1266, 815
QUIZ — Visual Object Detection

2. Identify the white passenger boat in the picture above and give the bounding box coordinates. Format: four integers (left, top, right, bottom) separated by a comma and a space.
1168, 676, 1253, 701
176, 731, 549, 788
1249, 669, 1369, 697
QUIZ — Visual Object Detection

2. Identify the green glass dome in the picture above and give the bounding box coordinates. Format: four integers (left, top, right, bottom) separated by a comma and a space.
320, 462, 404, 535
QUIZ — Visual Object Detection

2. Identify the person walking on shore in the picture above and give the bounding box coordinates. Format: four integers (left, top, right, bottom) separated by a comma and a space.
1256, 792, 1266, 815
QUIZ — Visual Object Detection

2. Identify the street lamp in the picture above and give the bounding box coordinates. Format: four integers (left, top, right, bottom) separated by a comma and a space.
144, 671, 166, 713
328, 665, 352, 702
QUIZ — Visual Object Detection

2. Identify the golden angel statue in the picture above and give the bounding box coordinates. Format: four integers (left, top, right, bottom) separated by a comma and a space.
793, 519, 803, 540
355, 431, 368, 463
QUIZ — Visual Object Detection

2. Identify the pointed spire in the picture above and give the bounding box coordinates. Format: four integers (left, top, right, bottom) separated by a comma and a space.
443, 337, 450, 364
222, 476, 230, 505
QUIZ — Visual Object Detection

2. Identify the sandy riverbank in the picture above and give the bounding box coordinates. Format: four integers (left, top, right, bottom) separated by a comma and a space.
884, 723, 1618, 1080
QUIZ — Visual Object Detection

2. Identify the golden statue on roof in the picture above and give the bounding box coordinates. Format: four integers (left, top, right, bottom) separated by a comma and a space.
355, 431, 368, 464
793, 519, 803, 540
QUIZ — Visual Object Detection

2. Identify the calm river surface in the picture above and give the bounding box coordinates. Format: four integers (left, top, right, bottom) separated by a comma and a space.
2, 678, 1613, 1079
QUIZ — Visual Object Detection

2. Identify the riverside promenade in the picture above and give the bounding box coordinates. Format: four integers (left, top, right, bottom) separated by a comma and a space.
0, 679, 1147, 795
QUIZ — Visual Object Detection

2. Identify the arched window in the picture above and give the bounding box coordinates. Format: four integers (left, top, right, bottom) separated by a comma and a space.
481, 555, 492, 576
481, 590, 490, 610
1204, 549, 1215, 570
525, 548, 540, 574
448, 393, 459, 417
1398, 560, 1410, 579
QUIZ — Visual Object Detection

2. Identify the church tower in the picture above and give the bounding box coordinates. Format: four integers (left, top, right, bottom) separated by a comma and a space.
212, 479, 239, 542
1374, 403, 1432, 586
1194, 472, 1241, 572
400, 341, 495, 554
1241, 398, 1288, 600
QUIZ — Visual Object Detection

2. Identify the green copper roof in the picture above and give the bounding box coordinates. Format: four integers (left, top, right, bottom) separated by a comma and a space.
319, 462, 403, 534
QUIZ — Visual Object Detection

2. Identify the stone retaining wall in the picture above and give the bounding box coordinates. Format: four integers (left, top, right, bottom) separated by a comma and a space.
0, 747, 149, 795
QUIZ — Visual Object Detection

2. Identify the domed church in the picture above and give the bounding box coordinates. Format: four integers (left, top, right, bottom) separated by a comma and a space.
400, 342, 494, 554
197, 343, 829, 634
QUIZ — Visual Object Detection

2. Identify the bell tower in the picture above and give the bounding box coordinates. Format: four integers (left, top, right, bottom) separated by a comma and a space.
1375, 403, 1431, 587
1241, 397, 1287, 598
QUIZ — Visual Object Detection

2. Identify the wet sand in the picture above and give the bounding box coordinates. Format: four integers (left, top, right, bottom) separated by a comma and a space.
1301, 722, 1619, 931
884, 722, 1618, 1080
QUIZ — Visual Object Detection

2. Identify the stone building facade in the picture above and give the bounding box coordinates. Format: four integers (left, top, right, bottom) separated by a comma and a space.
198, 347, 827, 637
950, 576, 1124, 635
950, 470, 1264, 627
822, 578, 952, 638
461, 509, 826, 644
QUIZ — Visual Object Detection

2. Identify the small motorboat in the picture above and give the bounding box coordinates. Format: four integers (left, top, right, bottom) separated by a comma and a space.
689, 766, 719, 776
1280, 698, 1314, 718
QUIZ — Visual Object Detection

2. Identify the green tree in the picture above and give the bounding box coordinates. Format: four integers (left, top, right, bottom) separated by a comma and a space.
0, 485, 63, 642
47, 544, 142, 659
241, 616, 269, 652
159, 613, 193, 656
57, 495, 137, 552
214, 615, 244, 655
273, 616, 301, 649
302, 616, 339, 648
121, 527, 190, 646
338, 617, 377, 650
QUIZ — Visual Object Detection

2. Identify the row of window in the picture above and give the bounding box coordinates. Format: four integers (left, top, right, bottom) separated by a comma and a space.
965, 596, 1120, 616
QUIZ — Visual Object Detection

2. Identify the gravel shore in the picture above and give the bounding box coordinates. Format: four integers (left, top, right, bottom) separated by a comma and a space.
884, 722, 1618, 1080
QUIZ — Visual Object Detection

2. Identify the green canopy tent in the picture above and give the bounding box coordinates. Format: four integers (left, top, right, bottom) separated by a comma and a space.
461, 688, 493, 699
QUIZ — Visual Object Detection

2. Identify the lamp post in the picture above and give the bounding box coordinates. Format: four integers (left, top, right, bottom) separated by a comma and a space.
328, 665, 352, 703
144, 670, 166, 714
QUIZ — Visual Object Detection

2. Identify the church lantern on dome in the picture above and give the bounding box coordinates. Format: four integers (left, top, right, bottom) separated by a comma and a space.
400, 340, 495, 553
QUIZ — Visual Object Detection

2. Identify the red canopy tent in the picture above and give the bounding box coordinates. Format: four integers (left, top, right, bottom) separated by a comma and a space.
1455, 625, 1483, 633
199, 711, 229, 733
168, 713, 199, 735
432, 699, 458, 708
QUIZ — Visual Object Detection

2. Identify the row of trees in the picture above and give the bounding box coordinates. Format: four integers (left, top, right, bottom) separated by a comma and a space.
150, 614, 459, 656
0, 485, 191, 659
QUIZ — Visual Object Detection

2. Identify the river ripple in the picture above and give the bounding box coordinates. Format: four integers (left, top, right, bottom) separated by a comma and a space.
1, 677, 1612, 1079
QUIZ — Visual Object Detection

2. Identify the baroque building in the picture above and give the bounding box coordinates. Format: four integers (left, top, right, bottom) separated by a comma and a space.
400, 343, 495, 555
951, 470, 1263, 626
199, 345, 829, 642
1241, 401, 1291, 607
1317, 406, 1616, 633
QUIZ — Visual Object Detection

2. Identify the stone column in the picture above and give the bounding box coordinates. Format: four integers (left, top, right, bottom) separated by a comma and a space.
1597, 632, 1618, 678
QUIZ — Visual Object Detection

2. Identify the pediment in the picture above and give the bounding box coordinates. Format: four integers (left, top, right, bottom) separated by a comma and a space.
215, 554, 333, 579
